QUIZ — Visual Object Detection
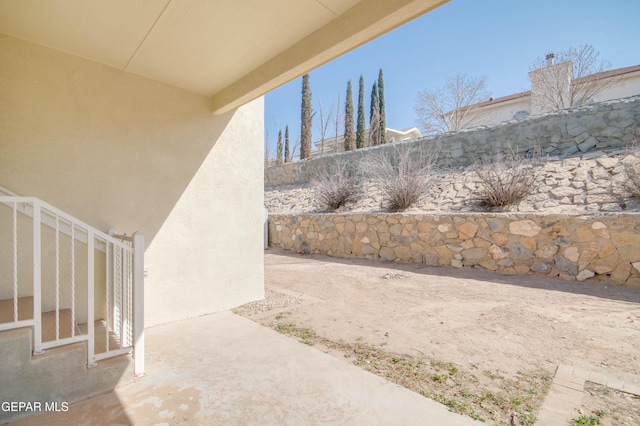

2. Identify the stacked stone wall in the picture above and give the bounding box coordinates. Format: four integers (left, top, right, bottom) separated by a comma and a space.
265, 151, 640, 215
265, 96, 640, 188
269, 213, 640, 288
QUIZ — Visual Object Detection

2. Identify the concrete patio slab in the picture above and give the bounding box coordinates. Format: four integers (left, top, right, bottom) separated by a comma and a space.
9, 311, 481, 425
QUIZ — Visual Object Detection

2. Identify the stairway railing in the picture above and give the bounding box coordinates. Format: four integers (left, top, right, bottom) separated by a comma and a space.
0, 187, 144, 374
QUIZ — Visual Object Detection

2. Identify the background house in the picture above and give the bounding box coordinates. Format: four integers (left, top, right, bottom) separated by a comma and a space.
455, 62, 640, 129
313, 127, 423, 156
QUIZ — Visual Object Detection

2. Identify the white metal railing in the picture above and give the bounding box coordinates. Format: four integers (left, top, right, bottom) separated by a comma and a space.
0, 190, 144, 374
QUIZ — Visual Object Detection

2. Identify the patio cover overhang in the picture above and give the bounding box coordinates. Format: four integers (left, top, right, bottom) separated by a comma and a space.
0, 0, 449, 114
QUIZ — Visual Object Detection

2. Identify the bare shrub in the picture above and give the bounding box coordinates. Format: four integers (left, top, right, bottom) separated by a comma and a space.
473, 151, 541, 210
310, 161, 361, 211
363, 144, 438, 211
624, 128, 640, 198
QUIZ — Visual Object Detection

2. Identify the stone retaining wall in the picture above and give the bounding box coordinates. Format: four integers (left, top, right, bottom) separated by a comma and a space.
265, 96, 640, 187
265, 151, 640, 215
268, 213, 640, 288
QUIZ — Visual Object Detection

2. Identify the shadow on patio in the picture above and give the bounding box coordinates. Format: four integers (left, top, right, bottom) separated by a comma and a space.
9, 311, 479, 425
268, 248, 640, 304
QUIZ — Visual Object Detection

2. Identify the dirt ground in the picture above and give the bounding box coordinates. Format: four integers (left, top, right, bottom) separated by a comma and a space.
237, 249, 640, 425
580, 382, 640, 426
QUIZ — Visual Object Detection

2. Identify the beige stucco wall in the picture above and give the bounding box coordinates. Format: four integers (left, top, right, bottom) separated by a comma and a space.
593, 72, 640, 103
465, 98, 530, 128
0, 35, 264, 326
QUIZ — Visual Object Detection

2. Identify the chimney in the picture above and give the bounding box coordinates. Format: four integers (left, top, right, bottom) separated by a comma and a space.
529, 55, 572, 114
545, 53, 555, 67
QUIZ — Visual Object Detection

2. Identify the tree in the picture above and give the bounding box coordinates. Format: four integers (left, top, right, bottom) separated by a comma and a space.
276, 130, 283, 165
317, 98, 333, 155
529, 44, 614, 111
378, 69, 387, 144
414, 73, 490, 135
344, 80, 356, 151
284, 125, 290, 163
264, 131, 272, 166
369, 81, 380, 146
356, 75, 366, 149
290, 137, 300, 162
333, 92, 341, 150
300, 74, 313, 159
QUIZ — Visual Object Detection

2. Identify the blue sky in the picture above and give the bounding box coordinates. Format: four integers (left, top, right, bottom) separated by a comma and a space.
264, 0, 640, 157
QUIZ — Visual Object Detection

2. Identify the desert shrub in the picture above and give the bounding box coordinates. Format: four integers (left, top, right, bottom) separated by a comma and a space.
363, 143, 438, 211
473, 150, 541, 210
310, 161, 361, 210
623, 128, 640, 198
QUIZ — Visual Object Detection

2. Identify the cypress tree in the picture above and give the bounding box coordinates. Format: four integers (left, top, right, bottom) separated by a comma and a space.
344, 81, 355, 151
378, 69, 387, 144
284, 125, 290, 162
300, 74, 313, 159
276, 130, 283, 165
369, 81, 380, 146
356, 75, 366, 149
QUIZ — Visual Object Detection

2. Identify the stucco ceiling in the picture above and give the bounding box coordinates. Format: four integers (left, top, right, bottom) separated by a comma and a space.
0, 0, 449, 113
